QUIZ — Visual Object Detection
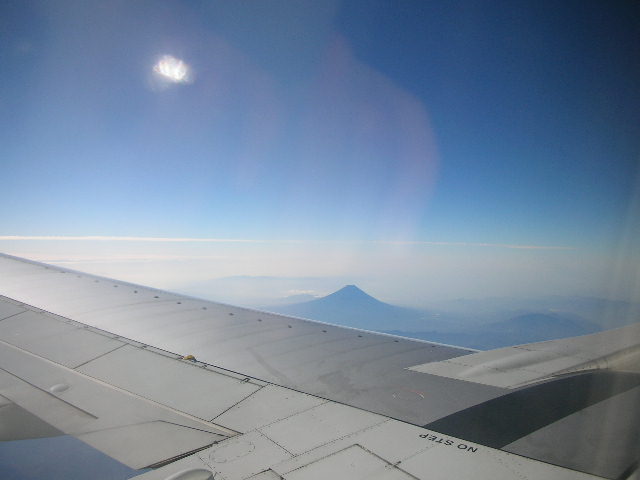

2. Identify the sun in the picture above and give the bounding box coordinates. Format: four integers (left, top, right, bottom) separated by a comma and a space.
153, 55, 192, 84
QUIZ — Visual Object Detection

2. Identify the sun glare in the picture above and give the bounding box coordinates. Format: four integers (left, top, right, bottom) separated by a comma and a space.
153, 55, 191, 84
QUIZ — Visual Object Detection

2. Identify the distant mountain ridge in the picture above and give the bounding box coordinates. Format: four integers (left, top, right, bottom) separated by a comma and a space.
488, 312, 600, 337
267, 285, 617, 350
386, 312, 602, 350
270, 293, 319, 306
428, 295, 640, 330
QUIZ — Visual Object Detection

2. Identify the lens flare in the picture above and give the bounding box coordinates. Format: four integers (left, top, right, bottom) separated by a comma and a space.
153, 55, 191, 84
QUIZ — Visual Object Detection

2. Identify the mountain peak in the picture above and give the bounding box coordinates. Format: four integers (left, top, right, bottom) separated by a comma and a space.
339, 284, 365, 293
326, 284, 378, 302
266, 283, 433, 331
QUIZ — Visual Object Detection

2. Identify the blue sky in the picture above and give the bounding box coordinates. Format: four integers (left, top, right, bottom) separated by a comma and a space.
1, 0, 638, 305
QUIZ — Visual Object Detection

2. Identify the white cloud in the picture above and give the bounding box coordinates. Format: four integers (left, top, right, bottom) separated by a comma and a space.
0, 236, 571, 250
0, 235, 260, 243
377, 240, 573, 250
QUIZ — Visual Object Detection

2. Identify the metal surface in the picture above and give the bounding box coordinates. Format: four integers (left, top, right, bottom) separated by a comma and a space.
142, 430, 293, 480
215, 384, 326, 433
0, 395, 62, 440
134, 409, 601, 480
259, 402, 386, 456
504, 385, 640, 479
396, 438, 591, 480
0, 253, 501, 430
0, 306, 237, 468
0, 310, 124, 368
77, 344, 262, 421
0, 300, 26, 320
269, 419, 434, 474
248, 472, 283, 480
77, 421, 224, 470
283, 444, 415, 480
0, 253, 637, 478
408, 323, 640, 388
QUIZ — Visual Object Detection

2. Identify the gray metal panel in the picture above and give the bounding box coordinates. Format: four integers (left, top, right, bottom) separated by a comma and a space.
248, 471, 284, 480
283, 444, 415, 480
259, 402, 386, 456
0, 337, 236, 469
77, 421, 225, 469
133, 406, 602, 480
130, 456, 216, 480
397, 438, 597, 480
78, 344, 262, 421
0, 340, 232, 437
131, 430, 295, 480
0, 300, 26, 320
205, 431, 293, 479
215, 384, 327, 433
0, 368, 97, 434
272, 420, 432, 477
408, 324, 640, 388
0, 309, 124, 368
0, 399, 63, 440
505, 386, 640, 479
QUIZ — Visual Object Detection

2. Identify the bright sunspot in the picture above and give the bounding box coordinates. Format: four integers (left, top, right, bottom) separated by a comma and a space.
153, 54, 191, 84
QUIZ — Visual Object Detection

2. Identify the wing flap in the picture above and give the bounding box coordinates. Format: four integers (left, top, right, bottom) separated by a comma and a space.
76, 421, 225, 470
407, 323, 640, 388
0, 309, 124, 368
77, 344, 263, 422
0, 312, 238, 469
0, 394, 63, 440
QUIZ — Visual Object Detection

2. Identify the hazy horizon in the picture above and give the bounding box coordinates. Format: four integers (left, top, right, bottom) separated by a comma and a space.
0, 235, 636, 309
1, 237, 638, 315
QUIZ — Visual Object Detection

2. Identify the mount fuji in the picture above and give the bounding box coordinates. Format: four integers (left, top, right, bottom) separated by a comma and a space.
266, 285, 450, 332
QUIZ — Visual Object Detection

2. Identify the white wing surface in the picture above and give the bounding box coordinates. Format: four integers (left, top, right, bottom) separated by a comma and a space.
0, 253, 637, 479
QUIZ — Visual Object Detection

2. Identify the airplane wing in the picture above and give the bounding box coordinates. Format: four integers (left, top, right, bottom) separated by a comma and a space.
0, 252, 638, 479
